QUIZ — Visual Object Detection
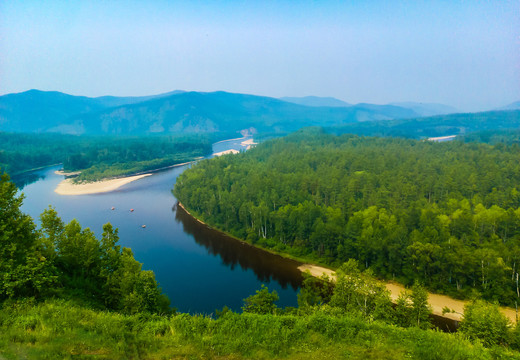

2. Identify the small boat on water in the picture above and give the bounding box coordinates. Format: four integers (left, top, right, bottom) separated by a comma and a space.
142, 225, 146, 228
130, 209, 134, 212
111, 207, 115, 210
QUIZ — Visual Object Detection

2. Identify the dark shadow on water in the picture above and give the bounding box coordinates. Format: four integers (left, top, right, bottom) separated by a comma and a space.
173, 202, 303, 291
12, 172, 45, 189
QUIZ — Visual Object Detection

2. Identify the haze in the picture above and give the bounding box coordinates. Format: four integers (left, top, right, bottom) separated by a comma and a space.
0, 0, 518, 112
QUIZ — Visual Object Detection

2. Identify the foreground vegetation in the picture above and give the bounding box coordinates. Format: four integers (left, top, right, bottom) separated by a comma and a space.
174, 129, 520, 306
4, 298, 519, 360
0, 132, 213, 183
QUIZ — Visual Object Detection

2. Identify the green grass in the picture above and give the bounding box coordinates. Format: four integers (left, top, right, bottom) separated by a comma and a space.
1, 300, 518, 360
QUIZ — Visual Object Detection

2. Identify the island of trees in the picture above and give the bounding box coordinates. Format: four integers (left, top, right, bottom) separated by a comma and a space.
0, 132, 213, 183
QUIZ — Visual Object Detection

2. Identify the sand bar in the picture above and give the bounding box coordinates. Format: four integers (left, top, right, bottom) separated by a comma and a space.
241, 138, 257, 150
54, 170, 81, 176
298, 264, 517, 322
213, 149, 240, 157
55, 174, 151, 195
241, 138, 257, 146
213, 136, 247, 145
427, 135, 457, 142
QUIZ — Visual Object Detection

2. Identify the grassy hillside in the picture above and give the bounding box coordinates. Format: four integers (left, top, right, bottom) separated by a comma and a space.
3, 299, 516, 360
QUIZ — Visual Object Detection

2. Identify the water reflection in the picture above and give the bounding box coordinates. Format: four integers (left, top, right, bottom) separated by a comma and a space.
12, 172, 45, 189
173, 202, 303, 290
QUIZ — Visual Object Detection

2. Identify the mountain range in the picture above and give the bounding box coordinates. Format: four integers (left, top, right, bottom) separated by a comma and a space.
0, 90, 426, 135
1, 89, 517, 136
279, 96, 460, 117
388, 102, 459, 117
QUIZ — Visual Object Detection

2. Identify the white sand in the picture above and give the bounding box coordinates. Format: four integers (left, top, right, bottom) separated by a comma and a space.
212, 149, 240, 157
298, 264, 518, 322
55, 174, 151, 195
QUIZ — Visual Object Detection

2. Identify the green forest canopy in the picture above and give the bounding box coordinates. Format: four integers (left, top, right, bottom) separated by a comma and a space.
174, 128, 520, 306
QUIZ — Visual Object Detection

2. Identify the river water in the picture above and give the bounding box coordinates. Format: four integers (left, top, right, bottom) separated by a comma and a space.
16, 138, 302, 314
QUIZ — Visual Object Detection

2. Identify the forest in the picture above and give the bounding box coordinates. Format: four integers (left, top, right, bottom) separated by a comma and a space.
174, 128, 520, 306
2, 170, 520, 358
462, 129, 520, 145
0, 132, 213, 182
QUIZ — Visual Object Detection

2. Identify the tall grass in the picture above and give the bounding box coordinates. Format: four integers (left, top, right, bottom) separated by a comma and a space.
1, 299, 518, 359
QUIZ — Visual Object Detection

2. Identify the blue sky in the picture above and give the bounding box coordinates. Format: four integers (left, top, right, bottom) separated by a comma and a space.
0, 0, 518, 111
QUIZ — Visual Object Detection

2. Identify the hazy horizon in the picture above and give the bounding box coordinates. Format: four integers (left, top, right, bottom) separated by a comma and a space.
1, 1, 518, 112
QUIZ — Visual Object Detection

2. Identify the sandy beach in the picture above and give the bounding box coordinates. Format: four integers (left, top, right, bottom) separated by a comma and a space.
298, 264, 517, 322
55, 174, 151, 195
298, 264, 336, 279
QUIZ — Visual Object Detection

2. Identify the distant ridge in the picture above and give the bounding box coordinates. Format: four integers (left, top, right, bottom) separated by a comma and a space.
93, 90, 186, 108
0, 89, 420, 135
389, 102, 458, 117
280, 96, 350, 107
326, 109, 520, 139
279, 97, 459, 117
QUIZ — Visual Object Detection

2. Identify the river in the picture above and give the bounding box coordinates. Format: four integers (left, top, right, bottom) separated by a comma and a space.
16, 138, 303, 314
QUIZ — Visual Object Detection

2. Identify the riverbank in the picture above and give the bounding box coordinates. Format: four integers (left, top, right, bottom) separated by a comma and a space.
177, 202, 316, 268
177, 202, 209, 226
178, 203, 518, 323
299, 265, 518, 323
